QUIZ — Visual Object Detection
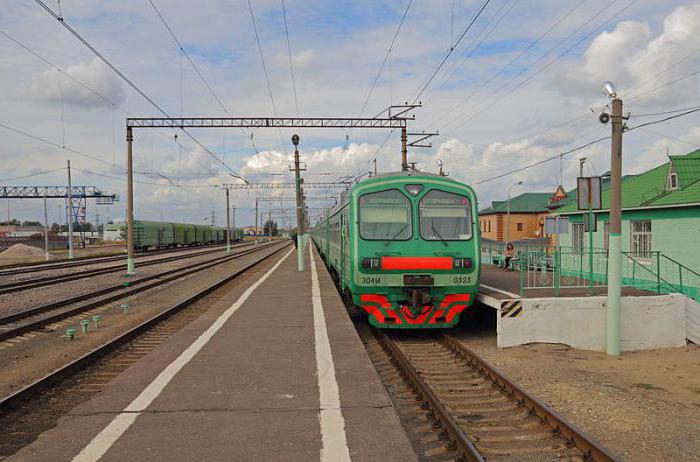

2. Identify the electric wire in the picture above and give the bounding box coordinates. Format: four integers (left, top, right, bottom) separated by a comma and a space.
446, 0, 641, 131
475, 104, 700, 185
247, 0, 287, 151
429, 0, 585, 127
412, 0, 491, 104
34, 0, 243, 179
281, 0, 300, 117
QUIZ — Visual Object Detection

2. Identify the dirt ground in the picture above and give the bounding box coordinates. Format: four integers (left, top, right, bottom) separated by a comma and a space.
453, 307, 700, 461
0, 244, 125, 266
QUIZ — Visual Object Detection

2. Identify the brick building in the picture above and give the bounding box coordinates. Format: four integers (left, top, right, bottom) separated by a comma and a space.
478, 192, 552, 242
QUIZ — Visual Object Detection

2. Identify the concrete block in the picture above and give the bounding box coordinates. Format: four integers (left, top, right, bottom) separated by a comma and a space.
498, 294, 686, 352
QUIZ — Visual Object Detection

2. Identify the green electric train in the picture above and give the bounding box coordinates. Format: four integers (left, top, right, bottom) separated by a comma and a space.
311, 171, 480, 329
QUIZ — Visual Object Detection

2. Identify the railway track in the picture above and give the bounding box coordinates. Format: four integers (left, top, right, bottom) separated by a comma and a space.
366, 328, 619, 462
0, 243, 252, 295
0, 242, 242, 277
0, 241, 290, 457
0, 241, 282, 342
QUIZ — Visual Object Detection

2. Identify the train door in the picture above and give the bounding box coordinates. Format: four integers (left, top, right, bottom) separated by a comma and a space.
157, 227, 164, 247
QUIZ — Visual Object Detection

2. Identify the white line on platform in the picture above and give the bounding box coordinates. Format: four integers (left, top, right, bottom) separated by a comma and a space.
72, 247, 294, 462
309, 247, 351, 462
480, 283, 519, 299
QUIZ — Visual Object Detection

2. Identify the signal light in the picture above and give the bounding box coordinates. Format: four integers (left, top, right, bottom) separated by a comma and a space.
453, 257, 473, 269
361, 257, 380, 269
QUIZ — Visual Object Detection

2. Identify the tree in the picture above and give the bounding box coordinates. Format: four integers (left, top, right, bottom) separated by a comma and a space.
263, 219, 279, 237
22, 220, 42, 227
51, 223, 61, 232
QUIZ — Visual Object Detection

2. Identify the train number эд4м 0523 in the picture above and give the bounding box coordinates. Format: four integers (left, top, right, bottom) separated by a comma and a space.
453, 276, 471, 284
361, 276, 382, 284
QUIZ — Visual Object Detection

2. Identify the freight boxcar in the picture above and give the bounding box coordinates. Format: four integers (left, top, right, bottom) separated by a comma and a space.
174, 223, 196, 246
133, 220, 175, 250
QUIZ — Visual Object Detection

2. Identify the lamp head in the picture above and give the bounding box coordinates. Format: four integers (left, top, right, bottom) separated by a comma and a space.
601, 81, 617, 98
291, 134, 300, 146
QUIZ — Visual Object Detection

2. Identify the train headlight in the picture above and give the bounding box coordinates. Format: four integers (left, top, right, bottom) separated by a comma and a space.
361, 257, 380, 269
453, 257, 473, 269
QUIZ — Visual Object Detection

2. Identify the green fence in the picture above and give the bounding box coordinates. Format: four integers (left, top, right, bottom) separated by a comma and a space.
481, 241, 700, 301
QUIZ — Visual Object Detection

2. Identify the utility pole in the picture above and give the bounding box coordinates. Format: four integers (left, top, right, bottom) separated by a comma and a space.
43, 191, 49, 261
66, 160, 74, 259
225, 188, 231, 253
232, 206, 236, 230
401, 127, 408, 171
603, 81, 623, 356
268, 210, 272, 237
580, 157, 594, 296
255, 197, 259, 244
292, 134, 306, 270
373, 158, 377, 176
126, 126, 135, 275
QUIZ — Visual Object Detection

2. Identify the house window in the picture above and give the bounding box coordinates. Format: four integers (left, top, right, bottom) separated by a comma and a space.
572, 223, 584, 252
603, 222, 610, 252
630, 220, 652, 261
517, 223, 523, 232
488, 220, 491, 232
669, 173, 677, 189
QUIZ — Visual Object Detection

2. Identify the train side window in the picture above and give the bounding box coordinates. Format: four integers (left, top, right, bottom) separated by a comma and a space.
359, 189, 412, 240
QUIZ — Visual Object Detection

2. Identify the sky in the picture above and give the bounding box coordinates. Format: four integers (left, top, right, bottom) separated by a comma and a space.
2, 0, 700, 228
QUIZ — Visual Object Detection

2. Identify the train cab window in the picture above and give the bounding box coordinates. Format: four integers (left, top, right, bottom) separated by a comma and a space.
419, 190, 472, 241
359, 189, 412, 240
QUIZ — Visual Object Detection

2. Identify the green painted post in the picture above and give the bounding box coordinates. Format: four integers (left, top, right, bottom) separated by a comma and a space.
679, 263, 684, 291
555, 247, 560, 296
656, 252, 661, 293
588, 209, 594, 295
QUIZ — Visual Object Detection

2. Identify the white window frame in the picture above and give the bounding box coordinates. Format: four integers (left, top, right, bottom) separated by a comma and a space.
630, 220, 652, 263
572, 222, 584, 252
603, 222, 610, 252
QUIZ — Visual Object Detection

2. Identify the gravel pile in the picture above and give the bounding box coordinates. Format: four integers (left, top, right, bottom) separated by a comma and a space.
0, 244, 52, 260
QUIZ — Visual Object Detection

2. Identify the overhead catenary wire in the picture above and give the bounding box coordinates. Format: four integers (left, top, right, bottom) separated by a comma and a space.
412, 0, 492, 104
475, 104, 700, 185
34, 0, 243, 180
445, 0, 641, 132
247, 0, 287, 152
429, 0, 585, 127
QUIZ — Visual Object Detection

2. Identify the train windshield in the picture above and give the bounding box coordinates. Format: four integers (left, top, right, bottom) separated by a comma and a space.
419, 190, 472, 241
359, 189, 412, 241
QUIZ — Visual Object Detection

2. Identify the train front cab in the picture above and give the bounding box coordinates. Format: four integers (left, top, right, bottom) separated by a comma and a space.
350, 178, 480, 329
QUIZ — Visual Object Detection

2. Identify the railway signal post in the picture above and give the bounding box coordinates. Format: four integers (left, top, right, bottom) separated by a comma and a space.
126, 126, 135, 276
603, 81, 623, 356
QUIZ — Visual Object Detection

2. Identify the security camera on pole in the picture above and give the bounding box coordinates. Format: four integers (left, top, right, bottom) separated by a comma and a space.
601, 81, 625, 356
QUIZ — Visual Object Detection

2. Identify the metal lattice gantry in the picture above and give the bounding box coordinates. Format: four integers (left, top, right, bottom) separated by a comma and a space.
123, 106, 423, 275
256, 196, 335, 201
220, 182, 349, 190
0, 185, 117, 201
126, 117, 408, 129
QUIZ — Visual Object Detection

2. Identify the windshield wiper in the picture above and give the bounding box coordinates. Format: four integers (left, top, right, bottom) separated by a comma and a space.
384, 224, 408, 246
431, 225, 448, 247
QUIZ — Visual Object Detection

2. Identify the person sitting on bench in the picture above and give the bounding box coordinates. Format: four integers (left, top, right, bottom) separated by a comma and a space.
504, 242, 515, 270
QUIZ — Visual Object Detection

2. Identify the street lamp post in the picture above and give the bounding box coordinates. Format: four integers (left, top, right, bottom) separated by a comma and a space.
602, 81, 623, 356
506, 181, 523, 244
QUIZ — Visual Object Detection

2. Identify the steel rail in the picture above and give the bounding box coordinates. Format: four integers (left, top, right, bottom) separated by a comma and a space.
441, 334, 619, 462
0, 244, 250, 295
0, 242, 282, 341
0, 242, 242, 276
0, 242, 290, 413
373, 329, 484, 462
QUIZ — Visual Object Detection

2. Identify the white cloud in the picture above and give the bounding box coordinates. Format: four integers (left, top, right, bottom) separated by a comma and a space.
27, 57, 126, 109
560, 3, 700, 105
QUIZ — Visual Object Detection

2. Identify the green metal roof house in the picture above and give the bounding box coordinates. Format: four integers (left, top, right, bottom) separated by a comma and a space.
554, 149, 700, 300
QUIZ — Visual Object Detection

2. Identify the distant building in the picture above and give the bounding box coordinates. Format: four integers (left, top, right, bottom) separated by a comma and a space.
242, 226, 264, 236
478, 192, 553, 242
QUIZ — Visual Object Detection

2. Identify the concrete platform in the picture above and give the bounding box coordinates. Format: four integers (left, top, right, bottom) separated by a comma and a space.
476, 265, 687, 352
11, 245, 415, 461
